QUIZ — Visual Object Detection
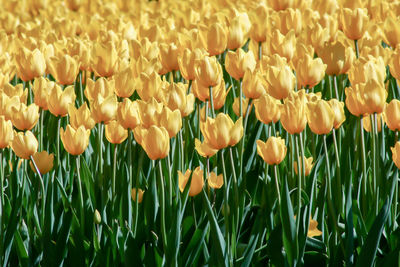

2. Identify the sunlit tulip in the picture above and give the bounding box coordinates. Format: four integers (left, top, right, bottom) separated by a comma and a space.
32, 77, 53, 110
130, 38, 159, 61
345, 84, 367, 117
0, 115, 13, 148
363, 114, 382, 133
60, 125, 90, 155
11, 131, 38, 159
362, 79, 387, 114
389, 49, 400, 80
194, 56, 222, 88
2, 83, 27, 103
318, 41, 355, 75
307, 24, 330, 51
48, 85, 76, 117
306, 92, 322, 103
259, 54, 288, 73
269, 0, 294, 11
249, 5, 271, 43
227, 17, 247, 50
232, 97, 252, 118
256, 137, 287, 165
178, 167, 204, 197
308, 218, 322, 237
158, 107, 182, 138
136, 71, 162, 102
133, 125, 170, 160
280, 90, 307, 134
159, 43, 179, 72
192, 80, 228, 108
225, 49, 256, 81
15, 47, 46, 81
131, 188, 144, 203
264, 64, 296, 100
254, 94, 282, 125
68, 103, 95, 130
384, 100, 400, 131
105, 120, 128, 144
392, 142, 400, 169
0, 93, 19, 121
162, 82, 195, 117
270, 29, 296, 62
306, 100, 334, 135
296, 54, 327, 89
48, 54, 80, 85
91, 41, 118, 77
90, 94, 118, 124
29, 151, 54, 175
195, 138, 217, 158
279, 8, 302, 36
383, 17, 400, 48
201, 113, 243, 150
137, 98, 163, 128
114, 67, 135, 98
341, 8, 369, 40
328, 99, 346, 129
348, 56, 386, 86
207, 23, 227, 56
208, 172, 224, 189
11, 103, 40, 131
242, 70, 266, 99
84, 77, 115, 102
292, 43, 315, 68
178, 48, 206, 81
117, 98, 140, 130
294, 156, 314, 176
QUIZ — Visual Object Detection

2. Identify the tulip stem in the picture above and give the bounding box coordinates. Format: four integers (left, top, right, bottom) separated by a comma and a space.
157, 160, 168, 250
187, 80, 192, 94
371, 114, 378, 215
197, 101, 201, 139
229, 147, 238, 187
354, 40, 359, 59
98, 123, 103, 175
273, 165, 281, 204
75, 155, 85, 231
179, 130, 184, 171
57, 117, 61, 167
220, 149, 231, 259
40, 109, 44, 151
333, 75, 340, 101
209, 86, 215, 118
332, 129, 341, 168
0, 151, 4, 259
258, 42, 262, 60
294, 135, 302, 236
133, 149, 144, 238
112, 144, 117, 208
360, 117, 368, 201
79, 71, 85, 105
30, 155, 46, 225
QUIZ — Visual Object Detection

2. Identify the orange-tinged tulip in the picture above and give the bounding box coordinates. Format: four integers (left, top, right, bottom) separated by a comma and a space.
117, 98, 140, 130
68, 103, 95, 130
207, 23, 227, 56
48, 85, 76, 117
32, 77, 53, 110
392, 142, 400, 169
242, 70, 266, 99
280, 90, 307, 134
318, 41, 355, 75
279, 8, 302, 36
134, 125, 169, 160
256, 137, 287, 165
194, 56, 222, 88
195, 138, 217, 158
208, 172, 224, 189
0, 115, 13, 148
345, 84, 368, 117
227, 17, 247, 50
384, 100, 400, 131
178, 167, 204, 197
178, 48, 206, 81
158, 107, 182, 138
306, 100, 334, 135
114, 67, 135, 98
159, 43, 179, 72
225, 49, 256, 81
105, 120, 128, 144
363, 114, 383, 133
201, 113, 243, 150
60, 125, 90, 156
48, 54, 80, 85
254, 94, 282, 124
84, 77, 115, 102
11, 130, 38, 159
11, 103, 40, 131
294, 156, 314, 176
161, 82, 195, 117
90, 94, 118, 124
29, 151, 54, 175
264, 64, 296, 100
341, 8, 369, 40
328, 99, 346, 129
296, 54, 327, 89
15, 47, 46, 81
362, 79, 387, 115
308, 218, 322, 237
269, 0, 294, 10
131, 188, 144, 203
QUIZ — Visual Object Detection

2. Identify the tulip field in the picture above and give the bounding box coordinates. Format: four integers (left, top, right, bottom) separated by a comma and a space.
3, 0, 400, 266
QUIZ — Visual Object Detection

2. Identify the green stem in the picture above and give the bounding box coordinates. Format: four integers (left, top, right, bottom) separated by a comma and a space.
76, 155, 85, 231
30, 155, 46, 226
127, 132, 133, 227
360, 117, 367, 200
40, 109, 44, 151
209, 86, 215, 118
273, 165, 281, 204
354, 40, 359, 59
0, 151, 3, 260
112, 144, 117, 207
57, 117, 61, 167
98, 123, 103, 175
372, 114, 378, 215
133, 150, 144, 237
157, 160, 168, 250
79, 71, 85, 105
258, 42, 262, 60
220, 149, 231, 261
179, 130, 184, 171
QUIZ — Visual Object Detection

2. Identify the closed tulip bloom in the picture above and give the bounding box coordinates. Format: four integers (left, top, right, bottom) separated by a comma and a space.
91, 41, 118, 77
318, 41, 355, 75
207, 23, 227, 56
137, 98, 163, 128
178, 167, 204, 197
11, 130, 38, 159
201, 113, 243, 150
264, 64, 295, 100
68, 103, 95, 130
134, 125, 170, 160
159, 43, 179, 72
158, 107, 182, 138
0, 93, 19, 121
391, 142, 400, 169
195, 138, 218, 158
328, 99, 346, 129
296, 54, 327, 88
363, 114, 383, 133
389, 49, 400, 80
2, 83, 27, 103
362, 79, 387, 114
90, 94, 118, 124
341, 8, 369, 40
131, 188, 144, 203
279, 8, 302, 35
242, 70, 266, 99
85, 77, 115, 102
345, 84, 367, 117
11, 103, 40, 131
225, 49, 256, 81
383, 17, 400, 48
48, 85, 76, 117
29, 151, 54, 175
48, 54, 80, 85
194, 56, 222, 88
232, 97, 252, 118
178, 48, 206, 81
114, 67, 135, 98
280, 90, 307, 134
384, 100, 400, 131
136, 71, 162, 102
307, 24, 330, 51
294, 156, 314, 176
60, 125, 90, 155
348, 56, 386, 86
162, 82, 195, 117
259, 54, 288, 73
308, 218, 322, 237
15, 47, 46, 81
192, 79, 228, 107
105, 120, 128, 144
306, 100, 334, 135
0, 116, 13, 148
254, 94, 282, 124
227, 17, 246, 50
256, 137, 287, 165
32, 77, 53, 110
270, 29, 296, 62
117, 98, 140, 130
208, 172, 224, 189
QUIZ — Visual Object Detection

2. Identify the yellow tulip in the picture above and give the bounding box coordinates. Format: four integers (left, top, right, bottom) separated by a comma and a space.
208, 172, 224, 189
227, 17, 247, 50
308, 218, 322, 237
136, 71, 162, 102
32, 77, 53, 110
306, 100, 334, 135
11, 130, 38, 159
178, 48, 206, 81
90, 94, 118, 124
264, 64, 296, 100
254, 94, 282, 125
363, 114, 383, 133
48, 85, 76, 117
47, 54, 80, 85
269, 0, 294, 11
0, 93, 19, 121
207, 23, 228, 56
84, 77, 115, 102
133, 125, 170, 160
105, 120, 128, 144
384, 99, 400, 131
296, 54, 327, 89
158, 107, 182, 138
15, 47, 46, 81
294, 156, 314, 176
280, 90, 307, 134
178, 167, 204, 197
256, 137, 287, 165
383, 16, 400, 48
225, 49, 256, 81
161, 82, 195, 117
345, 84, 368, 117
137, 98, 163, 128
194, 56, 222, 88
91, 41, 118, 77
114, 67, 136, 98
362, 79, 387, 115
29, 151, 54, 175
391, 142, 400, 169
192, 80, 228, 108
194, 138, 218, 158
2, 83, 27, 103
117, 98, 140, 130
11, 103, 40, 131
242, 70, 266, 99
328, 99, 346, 129
340, 8, 369, 40
0, 115, 13, 149
232, 97, 252, 118
389, 49, 400, 80
159, 43, 180, 73
131, 188, 144, 203
270, 29, 296, 62
317, 41, 355, 75
348, 56, 386, 86
249, 5, 271, 43
60, 125, 90, 156
68, 103, 95, 130
279, 8, 302, 36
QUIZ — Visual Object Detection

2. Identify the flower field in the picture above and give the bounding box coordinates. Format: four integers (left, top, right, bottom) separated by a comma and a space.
2, 0, 400, 265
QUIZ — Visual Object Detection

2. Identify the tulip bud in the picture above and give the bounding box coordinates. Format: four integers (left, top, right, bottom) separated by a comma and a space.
105, 120, 128, 144
227, 17, 246, 50
254, 94, 282, 125
0, 115, 13, 148
114, 67, 135, 98
178, 167, 204, 197
318, 41, 355, 75
94, 209, 101, 224
294, 156, 314, 176
256, 137, 287, 165
194, 138, 218, 158
48, 54, 80, 85
296, 54, 327, 89
32, 77, 53, 110
225, 49, 256, 81
90, 94, 118, 124
11, 131, 38, 159
345, 84, 367, 117
308, 218, 322, 237
207, 23, 228, 56
48, 85, 76, 117
362, 79, 387, 114
264, 64, 296, 100
280, 90, 307, 134
29, 151, 54, 175
11, 103, 40, 131
159, 43, 179, 72
341, 8, 369, 40
68, 103, 95, 130
131, 188, 144, 203
84, 77, 115, 102
91, 41, 118, 77
328, 99, 346, 129
194, 56, 222, 88
384, 99, 400, 131
15, 47, 46, 81
208, 172, 224, 189
133, 125, 170, 160
117, 98, 140, 130
306, 100, 334, 135
158, 107, 182, 138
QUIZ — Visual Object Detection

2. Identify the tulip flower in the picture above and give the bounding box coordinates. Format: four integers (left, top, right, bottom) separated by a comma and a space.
295, 54, 327, 89
345, 84, 367, 117
254, 94, 282, 124
256, 137, 287, 165
225, 49, 256, 81
348, 56, 386, 86
60, 125, 90, 156
341, 8, 369, 40
249, 5, 271, 43
307, 218, 322, 237
68, 103, 96, 130
0, 93, 19, 121
280, 90, 307, 134
2, 83, 27, 103
328, 99, 346, 129
136, 71, 162, 102
158, 107, 182, 138
159, 43, 179, 73
90, 94, 118, 124
32, 77, 54, 110
11, 131, 38, 159
362, 79, 387, 115
294, 156, 314, 176
161, 82, 195, 117
84, 77, 115, 102
279, 8, 302, 36
363, 113, 383, 133
29, 151, 54, 175
270, 29, 296, 62
0, 115, 13, 149
11, 103, 40, 131
194, 138, 218, 158
117, 98, 141, 130
48, 54, 80, 85
15, 47, 46, 81
192, 79, 228, 108
131, 188, 144, 203
48, 85, 76, 117
391, 142, 400, 169
389, 49, 400, 80
201, 113, 243, 150
105, 120, 128, 144
134, 125, 170, 160
306, 100, 334, 135
383, 16, 400, 48
269, 0, 294, 11
242, 70, 266, 99
259, 54, 288, 73
264, 64, 296, 100
114, 67, 136, 98
194, 56, 222, 88
232, 97, 252, 118
227, 16, 248, 50
178, 167, 204, 197
178, 48, 206, 81
208, 172, 224, 189
91, 41, 119, 77
384, 99, 400, 131
207, 23, 228, 56
137, 98, 163, 128
318, 41, 355, 75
